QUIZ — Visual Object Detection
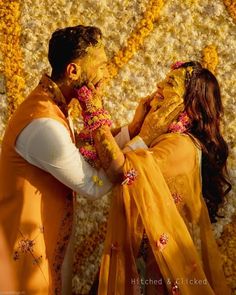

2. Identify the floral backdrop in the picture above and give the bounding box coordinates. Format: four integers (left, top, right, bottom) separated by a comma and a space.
0, 0, 236, 294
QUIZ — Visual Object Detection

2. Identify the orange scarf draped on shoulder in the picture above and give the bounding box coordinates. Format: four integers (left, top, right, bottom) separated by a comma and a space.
98, 134, 231, 295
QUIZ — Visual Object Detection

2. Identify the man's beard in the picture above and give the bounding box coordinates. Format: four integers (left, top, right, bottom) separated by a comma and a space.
72, 72, 88, 90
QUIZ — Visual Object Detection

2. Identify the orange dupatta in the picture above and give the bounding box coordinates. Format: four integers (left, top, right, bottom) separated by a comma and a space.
98, 134, 231, 295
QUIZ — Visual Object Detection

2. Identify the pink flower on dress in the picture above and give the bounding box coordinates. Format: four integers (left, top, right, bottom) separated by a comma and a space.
111, 242, 120, 251
122, 168, 138, 185
172, 193, 183, 204
18, 238, 35, 253
156, 233, 169, 251
171, 281, 180, 294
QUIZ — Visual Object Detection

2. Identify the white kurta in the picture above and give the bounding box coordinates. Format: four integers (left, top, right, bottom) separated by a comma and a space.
15, 118, 130, 198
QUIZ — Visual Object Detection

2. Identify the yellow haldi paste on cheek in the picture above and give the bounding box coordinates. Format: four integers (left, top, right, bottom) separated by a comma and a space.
151, 67, 188, 110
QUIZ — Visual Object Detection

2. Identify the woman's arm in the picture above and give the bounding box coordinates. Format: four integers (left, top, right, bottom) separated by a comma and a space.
92, 99, 185, 182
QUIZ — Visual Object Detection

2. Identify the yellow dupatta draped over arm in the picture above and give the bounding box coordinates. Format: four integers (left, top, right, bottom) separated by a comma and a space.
98, 133, 231, 295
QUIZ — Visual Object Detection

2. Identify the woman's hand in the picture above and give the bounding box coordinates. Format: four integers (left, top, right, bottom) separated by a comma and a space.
139, 97, 184, 146
75, 81, 104, 112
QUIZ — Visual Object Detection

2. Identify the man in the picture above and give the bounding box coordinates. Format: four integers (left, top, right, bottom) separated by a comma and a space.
0, 25, 149, 294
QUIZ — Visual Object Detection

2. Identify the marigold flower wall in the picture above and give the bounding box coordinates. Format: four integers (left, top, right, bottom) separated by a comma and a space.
0, 0, 235, 293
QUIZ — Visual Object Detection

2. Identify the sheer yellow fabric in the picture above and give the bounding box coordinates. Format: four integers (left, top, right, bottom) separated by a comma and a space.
98, 133, 231, 295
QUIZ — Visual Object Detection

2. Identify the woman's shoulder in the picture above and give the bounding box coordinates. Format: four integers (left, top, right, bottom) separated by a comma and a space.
151, 133, 201, 178
151, 132, 200, 152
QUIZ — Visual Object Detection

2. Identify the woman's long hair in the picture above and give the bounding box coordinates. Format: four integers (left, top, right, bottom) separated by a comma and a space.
181, 61, 231, 222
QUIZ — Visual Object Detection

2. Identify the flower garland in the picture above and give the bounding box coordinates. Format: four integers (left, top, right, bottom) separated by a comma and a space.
0, 0, 25, 118
69, 0, 164, 123
108, 0, 164, 79
201, 44, 219, 74
168, 111, 191, 133
223, 0, 236, 23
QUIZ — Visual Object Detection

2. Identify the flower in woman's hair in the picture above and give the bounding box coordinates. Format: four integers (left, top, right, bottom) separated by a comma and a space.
171, 61, 185, 70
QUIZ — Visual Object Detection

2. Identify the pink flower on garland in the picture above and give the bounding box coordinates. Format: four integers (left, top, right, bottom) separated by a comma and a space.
75, 86, 92, 102
168, 111, 191, 133
79, 146, 98, 161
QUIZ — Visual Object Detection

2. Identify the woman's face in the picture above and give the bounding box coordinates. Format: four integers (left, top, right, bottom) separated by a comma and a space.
150, 68, 186, 110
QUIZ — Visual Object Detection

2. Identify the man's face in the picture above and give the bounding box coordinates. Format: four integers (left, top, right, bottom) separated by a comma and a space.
150, 68, 186, 110
73, 43, 109, 88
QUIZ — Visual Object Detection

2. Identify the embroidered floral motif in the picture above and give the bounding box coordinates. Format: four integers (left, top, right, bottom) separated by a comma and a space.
18, 238, 35, 253
111, 242, 120, 251
171, 281, 180, 294
156, 233, 169, 251
13, 238, 37, 262
172, 192, 183, 204
13, 250, 20, 261
33, 255, 43, 265
122, 168, 138, 185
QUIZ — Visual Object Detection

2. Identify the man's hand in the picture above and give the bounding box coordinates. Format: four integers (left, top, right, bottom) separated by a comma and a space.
128, 95, 153, 139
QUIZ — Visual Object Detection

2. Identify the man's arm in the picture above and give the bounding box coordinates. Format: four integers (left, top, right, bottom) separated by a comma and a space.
15, 118, 130, 199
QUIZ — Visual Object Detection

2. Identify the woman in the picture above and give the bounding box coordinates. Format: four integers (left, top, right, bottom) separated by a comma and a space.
77, 61, 231, 294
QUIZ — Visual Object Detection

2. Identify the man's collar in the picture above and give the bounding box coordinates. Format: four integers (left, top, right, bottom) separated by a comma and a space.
39, 74, 68, 116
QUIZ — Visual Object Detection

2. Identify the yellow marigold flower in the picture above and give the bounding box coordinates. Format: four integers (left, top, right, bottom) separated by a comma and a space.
201, 45, 218, 74
97, 180, 103, 187
0, 0, 26, 118
108, 0, 164, 79
223, 0, 236, 23
92, 175, 99, 183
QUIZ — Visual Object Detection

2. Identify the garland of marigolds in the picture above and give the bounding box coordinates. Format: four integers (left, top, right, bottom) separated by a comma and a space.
0, 0, 25, 118
201, 45, 219, 74
69, 0, 165, 126
108, 0, 164, 79
223, 0, 236, 23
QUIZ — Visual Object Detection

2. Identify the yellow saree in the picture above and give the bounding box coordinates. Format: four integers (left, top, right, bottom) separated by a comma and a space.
98, 133, 231, 295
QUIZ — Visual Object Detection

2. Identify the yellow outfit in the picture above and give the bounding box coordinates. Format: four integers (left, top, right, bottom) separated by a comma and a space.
0, 76, 74, 294
98, 133, 231, 295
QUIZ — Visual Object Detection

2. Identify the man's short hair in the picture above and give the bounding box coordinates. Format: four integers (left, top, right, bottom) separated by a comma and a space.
48, 25, 102, 80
